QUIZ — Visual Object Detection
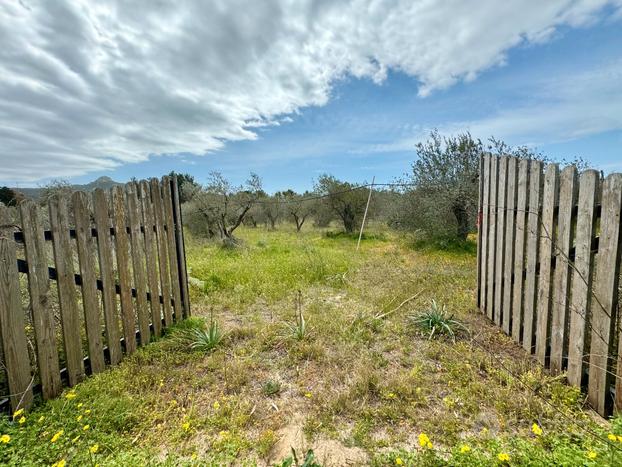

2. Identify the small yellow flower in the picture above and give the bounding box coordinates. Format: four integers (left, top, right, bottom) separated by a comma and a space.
0, 434, 10, 444
191, 452, 198, 460
586, 450, 597, 459
617, 435, 622, 443
418, 433, 432, 449
84, 409, 91, 415
90, 444, 99, 454
83, 424, 90, 431
51, 430, 63, 443
213, 401, 220, 409
387, 392, 396, 399
531, 423, 543, 436
608, 433, 617, 442
498, 452, 510, 462
304, 392, 312, 398
51, 460, 66, 467
182, 422, 190, 431
12, 408, 24, 419
460, 445, 471, 453
77, 415, 83, 422
77, 403, 84, 408
18, 416, 26, 425
38, 416, 45, 423
395, 457, 403, 465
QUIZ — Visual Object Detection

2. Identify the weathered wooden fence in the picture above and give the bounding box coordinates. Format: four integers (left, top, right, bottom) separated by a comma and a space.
0, 176, 190, 412
477, 154, 622, 417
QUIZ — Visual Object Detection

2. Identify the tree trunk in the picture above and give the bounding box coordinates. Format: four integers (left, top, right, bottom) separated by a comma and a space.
343, 205, 355, 233
452, 201, 469, 241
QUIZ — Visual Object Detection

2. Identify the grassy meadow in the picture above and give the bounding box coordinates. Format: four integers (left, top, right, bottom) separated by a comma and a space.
2, 223, 622, 466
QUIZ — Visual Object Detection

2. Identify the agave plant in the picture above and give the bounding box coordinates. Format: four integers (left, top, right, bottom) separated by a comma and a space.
175, 312, 223, 353
411, 300, 468, 341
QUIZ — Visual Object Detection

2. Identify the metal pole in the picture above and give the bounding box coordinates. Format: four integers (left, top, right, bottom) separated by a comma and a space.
356, 176, 375, 251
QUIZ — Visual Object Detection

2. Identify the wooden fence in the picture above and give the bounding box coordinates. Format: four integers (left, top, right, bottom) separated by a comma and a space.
0, 176, 190, 412
477, 155, 622, 417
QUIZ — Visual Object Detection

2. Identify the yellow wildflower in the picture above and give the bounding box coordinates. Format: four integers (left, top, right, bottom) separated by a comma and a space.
51, 430, 63, 443
83, 424, 90, 431
460, 445, 471, 453
38, 416, 45, 423
90, 444, 99, 454
213, 401, 220, 409
191, 452, 198, 460
18, 416, 26, 425
84, 409, 91, 415
395, 457, 403, 465
0, 434, 10, 444
531, 423, 543, 436
387, 392, 396, 399
219, 430, 230, 438
65, 392, 77, 400
586, 450, 597, 459
12, 408, 24, 419
51, 460, 66, 467
608, 433, 616, 442
418, 433, 432, 449
304, 392, 312, 398
77, 403, 84, 408
182, 422, 191, 431
498, 452, 510, 462
77, 415, 83, 422
617, 435, 622, 443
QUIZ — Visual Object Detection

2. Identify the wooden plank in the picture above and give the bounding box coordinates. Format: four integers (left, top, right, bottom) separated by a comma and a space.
476, 155, 485, 308
486, 156, 498, 321
494, 157, 508, 326
0, 235, 34, 411
19, 201, 62, 399
502, 157, 517, 334
151, 178, 173, 327
549, 166, 578, 374
589, 173, 622, 415
92, 189, 122, 365
567, 170, 599, 387
126, 183, 150, 345
535, 164, 559, 364
49, 195, 85, 386
511, 159, 530, 343
72, 192, 105, 374
140, 180, 162, 337
162, 177, 182, 321
111, 186, 137, 354
523, 160, 543, 353
171, 176, 191, 317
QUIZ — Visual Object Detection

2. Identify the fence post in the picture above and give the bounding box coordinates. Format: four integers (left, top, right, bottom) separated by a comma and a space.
171, 176, 191, 317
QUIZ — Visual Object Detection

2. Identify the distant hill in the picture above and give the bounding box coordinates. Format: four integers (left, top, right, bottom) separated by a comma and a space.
13, 176, 123, 200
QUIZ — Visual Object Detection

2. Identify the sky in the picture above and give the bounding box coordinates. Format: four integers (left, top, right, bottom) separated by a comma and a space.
1, 1, 621, 193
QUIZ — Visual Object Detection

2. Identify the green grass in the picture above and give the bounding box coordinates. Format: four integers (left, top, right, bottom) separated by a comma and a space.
3, 223, 622, 466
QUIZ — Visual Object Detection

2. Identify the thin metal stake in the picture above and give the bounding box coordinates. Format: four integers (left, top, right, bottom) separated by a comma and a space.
356, 176, 375, 251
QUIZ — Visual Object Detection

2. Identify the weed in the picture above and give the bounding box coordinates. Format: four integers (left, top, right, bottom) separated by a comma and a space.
411, 300, 468, 341
285, 291, 309, 341
261, 380, 281, 396
279, 448, 321, 467
174, 312, 223, 352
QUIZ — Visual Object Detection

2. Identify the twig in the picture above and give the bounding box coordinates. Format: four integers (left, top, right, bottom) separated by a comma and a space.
374, 290, 423, 320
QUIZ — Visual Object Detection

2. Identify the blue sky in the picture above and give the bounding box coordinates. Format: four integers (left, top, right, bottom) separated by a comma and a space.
2, 1, 621, 192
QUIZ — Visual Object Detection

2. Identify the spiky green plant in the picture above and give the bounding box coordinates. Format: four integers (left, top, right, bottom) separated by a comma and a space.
411, 300, 467, 341
285, 290, 308, 340
175, 312, 223, 353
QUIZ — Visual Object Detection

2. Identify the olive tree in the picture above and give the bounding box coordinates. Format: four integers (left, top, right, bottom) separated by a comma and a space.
315, 175, 370, 233
280, 190, 315, 232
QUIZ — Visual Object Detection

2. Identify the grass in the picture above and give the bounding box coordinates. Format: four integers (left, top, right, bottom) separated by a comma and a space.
2, 222, 622, 465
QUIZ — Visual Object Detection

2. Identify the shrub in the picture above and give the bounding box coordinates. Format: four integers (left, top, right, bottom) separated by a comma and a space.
411, 301, 467, 341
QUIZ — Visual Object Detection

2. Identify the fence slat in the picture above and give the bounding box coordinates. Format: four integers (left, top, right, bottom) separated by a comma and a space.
588, 173, 622, 416
19, 201, 62, 399
549, 166, 578, 374
92, 189, 122, 365
49, 195, 85, 386
126, 183, 150, 345
523, 160, 543, 353
511, 159, 530, 343
502, 157, 517, 334
112, 186, 137, 354
0, 235, 34, 411
162, 177, 182, 320
477, 155, 485, 308
72, 192, 105, 374
151, 178, 173, 326
171, 176, 191, 317
567, 170, 599, 387
494, 157, 508, 326
140, 180, 163, 337
535, 164, 559, 364
486, 156, 498, 321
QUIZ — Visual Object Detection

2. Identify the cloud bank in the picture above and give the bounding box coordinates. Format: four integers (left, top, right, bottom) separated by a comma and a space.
1, 0, 620, 182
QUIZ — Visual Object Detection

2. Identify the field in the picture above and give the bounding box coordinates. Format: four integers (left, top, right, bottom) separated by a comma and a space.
2, 224, 622, 466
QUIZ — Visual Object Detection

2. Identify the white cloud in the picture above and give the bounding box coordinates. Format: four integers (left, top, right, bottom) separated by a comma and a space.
0, 0, 620, 182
